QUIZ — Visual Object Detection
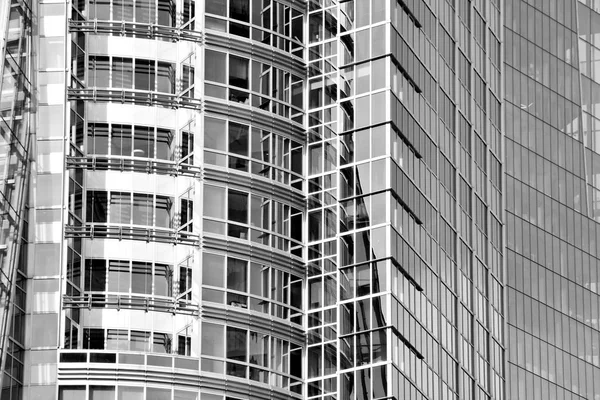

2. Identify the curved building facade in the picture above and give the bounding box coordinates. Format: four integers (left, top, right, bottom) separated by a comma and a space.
20, 0, 307, 399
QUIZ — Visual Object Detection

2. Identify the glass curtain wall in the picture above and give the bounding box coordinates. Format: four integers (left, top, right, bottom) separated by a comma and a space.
505, 0, 600, 398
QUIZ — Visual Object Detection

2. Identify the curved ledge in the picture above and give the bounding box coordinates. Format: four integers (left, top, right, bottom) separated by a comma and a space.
63, 294, 200, 316
204, 99, 305, 143
57, 364, 302, 400
67, 88, 202, 110
69, 19, 203, 43
204, 167, 304, 211
203, 302, 304, 345
202, 236, 304, 272
205, 31, 305, 77
65, 224, 200, 246
66, 155, 201, 178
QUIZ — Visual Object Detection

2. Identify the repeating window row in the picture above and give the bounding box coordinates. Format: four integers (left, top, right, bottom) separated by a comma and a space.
205, 50, 303, 122
59, 385, 208, 400
88, 56, 176, 93
87, 123, 186, 161
83, 259, 179, 297
86, 191, 188, 230
203, 185, 302, 255
83, 0, 180, 27
206, 0, 303, 56
201, 322, 302, 392
202, 253, 302, 323
82, 327, 179, 354
204, 117, 302, 188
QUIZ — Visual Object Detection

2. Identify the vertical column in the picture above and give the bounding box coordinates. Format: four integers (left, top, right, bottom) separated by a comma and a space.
23, 1, 67, 399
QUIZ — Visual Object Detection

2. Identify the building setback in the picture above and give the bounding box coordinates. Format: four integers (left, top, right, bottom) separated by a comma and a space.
0, 1, 506, 400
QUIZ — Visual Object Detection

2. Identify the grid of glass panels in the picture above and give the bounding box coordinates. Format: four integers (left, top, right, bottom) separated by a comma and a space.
505, 0, 600, 398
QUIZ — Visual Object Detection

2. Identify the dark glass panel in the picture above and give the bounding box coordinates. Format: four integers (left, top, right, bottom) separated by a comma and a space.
83, 328, 105, 349
85, 259, 106, 291
156, 129, 173, 160
226, 326, 247, 361
228, 122, 249, 156
135, 59, 154, 91
227, 257, 247, 292
228, 190, 248, 223
86, 191, 108, 223
230, 0, 250, 22
229, 55, 249, 89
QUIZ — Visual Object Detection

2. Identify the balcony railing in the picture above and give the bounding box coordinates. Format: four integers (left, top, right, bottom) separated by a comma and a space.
63, 293, 200, 316
66, 155, 201, 178
67, 88, 202, 110
65, 224, 200, 246
69, 19, 203, 43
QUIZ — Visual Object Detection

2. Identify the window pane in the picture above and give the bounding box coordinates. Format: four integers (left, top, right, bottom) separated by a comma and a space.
84, 328, 105, 349
202, 322, 224, 357
85, 259, 106, 291
90, 386, 115, 400
204, 117, 227, 151
60, 386, 86, 400
226, 326, 247, 361
205, 50, 226, 83
112, 58, 133, 89
229, 55, 249, 89
131, 262, 152, 294
135, 0, 156, 24
87, 191, 108, 223
88, 123, 109, 155
249, 331, 267, 366
113, 0, 134, 21
135, 59, 154, 91
40, 38, 64, 69
203, 253, 225, 287
91, 0, 110, 19
156, 129, 173, 160
107, 329, 128, 350
157, 0, 174, 26
154, 264, 172, 296
206, 0, 226, 16
228, 190, 248, 223
204, 186, 226, 219
230, 0, 250, 22
228, 122, 249, 156
133, 126, 154, 158
227, 258, 247, 292
153, 332, 172, 353
111, 125, 133, 156
110, 192, 131, 224
90, 56, 109, 86
132, 194, 152, 225
130, 331, 150, 351
157, 62, 174, 93
108, 260, 129, 292
118, 387, 143, 400
155, 196, 173, 228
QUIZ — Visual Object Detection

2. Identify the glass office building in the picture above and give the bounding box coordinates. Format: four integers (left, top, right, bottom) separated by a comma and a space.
0, 0, 507, 399
504, 0, 600, 399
